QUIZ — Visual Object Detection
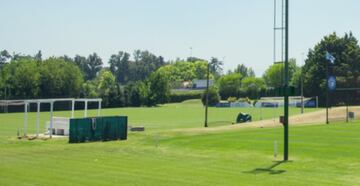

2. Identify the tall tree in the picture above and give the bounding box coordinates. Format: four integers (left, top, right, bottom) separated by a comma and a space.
1, 58, 40, 99
0, 50, 11, 69
234, 64, 255, 77
34, 50, 42, 62
129, 50, 166, 81
147, 71, 171, 106
109, 51, 130, 84
85, 53, 103, 80
96, 70, 122, 107
218, 73, 242, 99
209, 57, 223, 78
263, 58, 297, 88
240, 77, 266, 99
40, 58, 83, 98
303, 32, 360, 106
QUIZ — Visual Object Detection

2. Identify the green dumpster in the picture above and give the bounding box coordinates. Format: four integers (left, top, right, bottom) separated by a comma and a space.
69, 116, 127, 143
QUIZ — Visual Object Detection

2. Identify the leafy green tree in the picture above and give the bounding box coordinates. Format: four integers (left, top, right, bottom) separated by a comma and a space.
240, 77, 266, 99
209, 57, 223, 78
96, 70, 123, 107
155, 60, 213, 89
59, 55, 73, 63
0, 50, 11, 68
194, 61, 208, 79
290, 67, 302, 95
130, 50, 165, 81
1, 58, 40, 99
73, 55, 87, 77
147, 71, 171, 106
109, 51, 130, 84
81, 81, 99, 98
303, 32, 360, 105
187, 57, 205, 62
201, 86, 220, 106
97, 70, 116, 96
40, 58, 83, 98
234, 64, 255, 77
218, 73, 242, 99
85, 53, 103, 80
34, 50, 42, 62
263, 58, 297, 88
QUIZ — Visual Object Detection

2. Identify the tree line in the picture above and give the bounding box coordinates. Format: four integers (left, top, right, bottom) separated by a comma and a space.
1, 32, 360, 108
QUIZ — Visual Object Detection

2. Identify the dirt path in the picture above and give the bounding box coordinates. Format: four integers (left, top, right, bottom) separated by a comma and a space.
172, 106, 360, 133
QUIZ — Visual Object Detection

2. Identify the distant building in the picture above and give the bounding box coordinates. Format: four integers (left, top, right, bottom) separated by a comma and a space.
192, 79, 214, 89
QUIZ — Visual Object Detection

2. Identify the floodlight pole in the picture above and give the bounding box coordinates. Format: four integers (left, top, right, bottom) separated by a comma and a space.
204, 62, 210, 128
301, 73, 304, 114
283, 0, 289, 161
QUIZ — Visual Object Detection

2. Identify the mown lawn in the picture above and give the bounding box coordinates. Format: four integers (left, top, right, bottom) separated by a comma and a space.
2, 100, 358, 186
0, 99, 317, 135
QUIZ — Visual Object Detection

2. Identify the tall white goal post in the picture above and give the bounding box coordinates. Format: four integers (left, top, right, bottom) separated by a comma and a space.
0, 98, 102, 138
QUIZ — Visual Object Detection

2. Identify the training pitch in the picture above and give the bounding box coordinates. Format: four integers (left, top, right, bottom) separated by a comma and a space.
0, 100, 359, 186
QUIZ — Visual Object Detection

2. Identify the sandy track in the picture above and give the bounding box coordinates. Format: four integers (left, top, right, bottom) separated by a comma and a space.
172, 106, 360, 133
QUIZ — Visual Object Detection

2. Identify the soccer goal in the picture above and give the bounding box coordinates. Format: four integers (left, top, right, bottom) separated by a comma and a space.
255, 96, 318, 108
0, 98, 102, 138
254, 96, 318, 121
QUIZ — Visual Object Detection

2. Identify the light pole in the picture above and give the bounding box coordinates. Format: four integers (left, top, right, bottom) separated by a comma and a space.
301, 53, 305, 114
204, 62, 210, 128
283, 0, 289, 161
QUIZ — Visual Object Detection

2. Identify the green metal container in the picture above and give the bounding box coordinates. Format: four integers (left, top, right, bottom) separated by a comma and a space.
69, 116, 127, 143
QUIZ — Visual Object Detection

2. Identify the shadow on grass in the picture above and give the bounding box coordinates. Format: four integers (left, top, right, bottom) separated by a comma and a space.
244, 160, 291, 175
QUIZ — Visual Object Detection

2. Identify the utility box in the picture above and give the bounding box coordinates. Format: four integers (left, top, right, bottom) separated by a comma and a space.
46, 117, 70, 135
69, 116, 127, 143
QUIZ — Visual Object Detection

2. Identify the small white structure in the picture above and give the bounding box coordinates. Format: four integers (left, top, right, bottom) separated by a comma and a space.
45, 117, 70, 135
0, 98, 102, 138
193, 79, 214, 89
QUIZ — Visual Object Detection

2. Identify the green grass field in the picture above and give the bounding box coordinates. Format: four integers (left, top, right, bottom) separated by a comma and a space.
0, 100, 359, 185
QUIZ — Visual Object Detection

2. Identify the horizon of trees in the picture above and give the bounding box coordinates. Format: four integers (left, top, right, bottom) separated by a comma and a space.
1, 31, 360, 108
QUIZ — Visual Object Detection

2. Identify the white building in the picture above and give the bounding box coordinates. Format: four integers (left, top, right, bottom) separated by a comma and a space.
192, 79, 214, 89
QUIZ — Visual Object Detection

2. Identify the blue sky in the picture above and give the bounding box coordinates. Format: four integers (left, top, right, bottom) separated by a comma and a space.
1, 0, 359, 76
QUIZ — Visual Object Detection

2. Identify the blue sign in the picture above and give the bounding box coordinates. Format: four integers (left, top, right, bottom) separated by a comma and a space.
328, 76, 336, 91
325, 52, 336, 64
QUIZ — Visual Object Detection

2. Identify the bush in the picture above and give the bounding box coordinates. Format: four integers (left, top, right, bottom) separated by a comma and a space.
227, 97, 237, 103
201, 87, 220, 106
169, 90, 202, 103
218, 73, 242, 99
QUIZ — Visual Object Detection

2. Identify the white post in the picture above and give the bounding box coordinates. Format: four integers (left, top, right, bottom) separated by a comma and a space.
50, 101, 54, 138
274, 140, 278, 158
97, 101, 101, 116
84, 100, 88, 117
24, 102, 28, 137
71, 99, 75, 118
36, 102, 40, 137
